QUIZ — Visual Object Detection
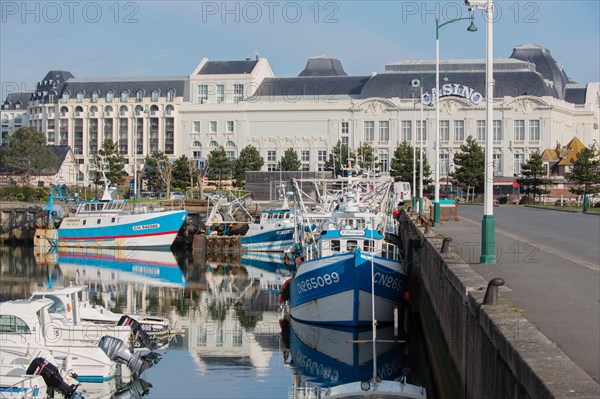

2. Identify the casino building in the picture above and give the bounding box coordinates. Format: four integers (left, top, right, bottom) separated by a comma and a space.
2, 43, 599, 186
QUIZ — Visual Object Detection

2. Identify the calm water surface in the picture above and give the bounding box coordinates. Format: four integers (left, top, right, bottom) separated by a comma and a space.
0, 246, 432, 399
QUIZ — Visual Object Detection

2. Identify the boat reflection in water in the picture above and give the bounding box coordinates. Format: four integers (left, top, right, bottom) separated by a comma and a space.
55, 248, 187, 289
283, 319, 410, 389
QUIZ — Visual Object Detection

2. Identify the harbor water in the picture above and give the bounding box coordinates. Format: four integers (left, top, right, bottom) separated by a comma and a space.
0, 245, 436, 398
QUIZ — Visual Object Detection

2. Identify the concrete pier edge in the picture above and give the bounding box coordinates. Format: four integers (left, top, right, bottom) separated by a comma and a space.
400, 212, 599, 398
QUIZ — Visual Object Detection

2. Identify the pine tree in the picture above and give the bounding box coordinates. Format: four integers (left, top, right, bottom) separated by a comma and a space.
233, 145, 264, 188
566, 147, 600, 204
144, 151, 169, 193
517, 151, 551, 204
390, 142, 432, 189
278, 148, 301, 171
324, 141, 355, 175
207, 147, 232, 190
173, 155, 193, 191
452, 136, 484, 200
94, 139, 125, 187
356, 143, 378, 171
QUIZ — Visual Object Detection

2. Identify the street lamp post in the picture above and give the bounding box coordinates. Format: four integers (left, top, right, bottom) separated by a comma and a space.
434, 11, 477, 226
466, 0, 496, 263
412, 96, 417, 210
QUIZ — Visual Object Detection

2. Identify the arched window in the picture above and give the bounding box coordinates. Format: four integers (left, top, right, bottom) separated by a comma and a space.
76, 91, 84, 103
134, 105, 144, 115
121, 90, 129, 102
106, 90, 114, 102
193, 141, 202, 147
151, 90, 160, 102
75, 106, 83, 113
60, 106, 69, 115
91, 90, 99, 102
136, 90, 144, 102
166, 89, 175, 102
2, 114, 8, 122
209, 140, 219, 147
150, 105, 159, 115
119, 105, 128, 115
226, 140, 236, 148
104, 105, 113, 113
90, 106, 98, 114
62, 91, 71, 102
165, 104, 174, 115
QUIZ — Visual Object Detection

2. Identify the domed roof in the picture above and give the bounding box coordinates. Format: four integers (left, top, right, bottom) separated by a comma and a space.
299, 56, 348, 77
510, 44, 570, 99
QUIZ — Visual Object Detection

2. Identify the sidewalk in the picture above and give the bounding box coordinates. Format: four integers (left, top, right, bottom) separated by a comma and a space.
433, 206, 600, 383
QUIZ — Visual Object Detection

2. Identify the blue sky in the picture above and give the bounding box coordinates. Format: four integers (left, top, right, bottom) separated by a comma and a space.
1, 1, 599, 99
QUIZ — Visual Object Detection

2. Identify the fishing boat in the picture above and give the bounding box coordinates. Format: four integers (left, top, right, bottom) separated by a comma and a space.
240, 208, 296, 252
288, 177, 407, 327
34, 182, 188, 250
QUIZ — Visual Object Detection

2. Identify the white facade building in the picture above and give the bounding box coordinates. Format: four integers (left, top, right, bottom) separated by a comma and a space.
2, 44, 599, 186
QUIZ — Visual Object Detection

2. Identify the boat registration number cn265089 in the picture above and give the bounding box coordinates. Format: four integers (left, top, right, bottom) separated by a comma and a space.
133, 223, 160, 231
296, 272, 340, 294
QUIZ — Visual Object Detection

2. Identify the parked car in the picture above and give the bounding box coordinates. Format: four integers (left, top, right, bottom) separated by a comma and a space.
170, 191, 185, 200
139, 191, 156, 199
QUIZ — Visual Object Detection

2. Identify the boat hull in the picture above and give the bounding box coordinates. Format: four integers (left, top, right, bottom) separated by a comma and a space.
56, 210, 188, 249
289, 249, 406, 327
240, 227, 294, 252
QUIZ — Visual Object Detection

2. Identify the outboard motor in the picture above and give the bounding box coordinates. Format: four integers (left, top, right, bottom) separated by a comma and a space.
26, 357, 85, 399
98, 336, 154, 376
112, 379, 153, 399
118, 315, 159, 350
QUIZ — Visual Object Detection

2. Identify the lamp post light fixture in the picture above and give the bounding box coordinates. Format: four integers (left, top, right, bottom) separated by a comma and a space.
433, 10, 477, 227
465, 0, 496, 263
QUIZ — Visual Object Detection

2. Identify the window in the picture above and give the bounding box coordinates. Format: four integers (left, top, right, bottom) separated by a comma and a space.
341, 121, 349, 134
417, 120, 427, 141
493, 120, 503, 141
454, 120, 465, 141
529, 120, 540, 141
0, 315, 31, 333
197, 85, 208, 103
233, 84, 243, 103
209, 121, 217, 133
402, 121, 412, 142
62, 92, 70, 102
379, 152, 389, 173
514, 153, 525, 175
217, 84, 225, 103
514, 120, 525, 141
440, 153, 450, 175
341, 136, 349, 146
267, 151, 276, 162
166, 89, 175, 102
193, 150, 202, 159
193, 121, 201, 133
136, 90, 144, 102
226, 140, 236, 148
379, 121, 389, 141
106, 91, 114, 103
151, 90, 159, 102
226, 151, 235, 160
364, 121, 374, 142
91, 91, 99, 103
440, 120, 450, 141
318, 150, 327, 162
209, 140, 219, 147
76, 91, 84, 103
493, 153, 502, 175
301, 150, 310, 162
121, 90, 129, 102
476, 120, 485, 141
226, 121, 234, 133
267, 164, 277, 171
193, 140, 201, 147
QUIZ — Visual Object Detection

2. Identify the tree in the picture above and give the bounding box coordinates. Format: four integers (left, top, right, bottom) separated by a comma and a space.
324, 141, 355, 175
144, 151, 169, 193
94, 139, 125, 187
173, 155, 193, 191
233, 145, 264, 188
517, 151, 551, 204
1, 127, 57, 185
452, 136, 484, 201
356, 143, 378, 171
207, 147, 232, 190
390, 142, 432, 191
566, 147, 600, 207
278, 148, 301, 171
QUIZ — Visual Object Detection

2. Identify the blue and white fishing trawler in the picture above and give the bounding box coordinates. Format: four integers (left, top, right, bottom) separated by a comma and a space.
35, 182, 188, 250
287, 177, 407, 327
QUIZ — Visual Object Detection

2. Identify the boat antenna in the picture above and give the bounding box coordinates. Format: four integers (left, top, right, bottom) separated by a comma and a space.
370, 172, 377, 385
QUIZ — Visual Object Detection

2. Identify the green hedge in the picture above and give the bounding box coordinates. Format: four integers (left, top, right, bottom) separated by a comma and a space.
0, 186, 49, 202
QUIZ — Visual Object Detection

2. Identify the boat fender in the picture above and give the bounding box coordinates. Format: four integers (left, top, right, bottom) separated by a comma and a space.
279, 278, 292, 304
26, 357, 84, 399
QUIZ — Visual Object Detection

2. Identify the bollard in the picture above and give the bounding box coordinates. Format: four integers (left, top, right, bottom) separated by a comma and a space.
441, 237, 452, 253
424, 222, 431, 234
483, 278, 505, 305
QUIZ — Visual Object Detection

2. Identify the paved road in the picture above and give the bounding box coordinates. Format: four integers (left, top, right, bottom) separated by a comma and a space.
435, 205, 600, 382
